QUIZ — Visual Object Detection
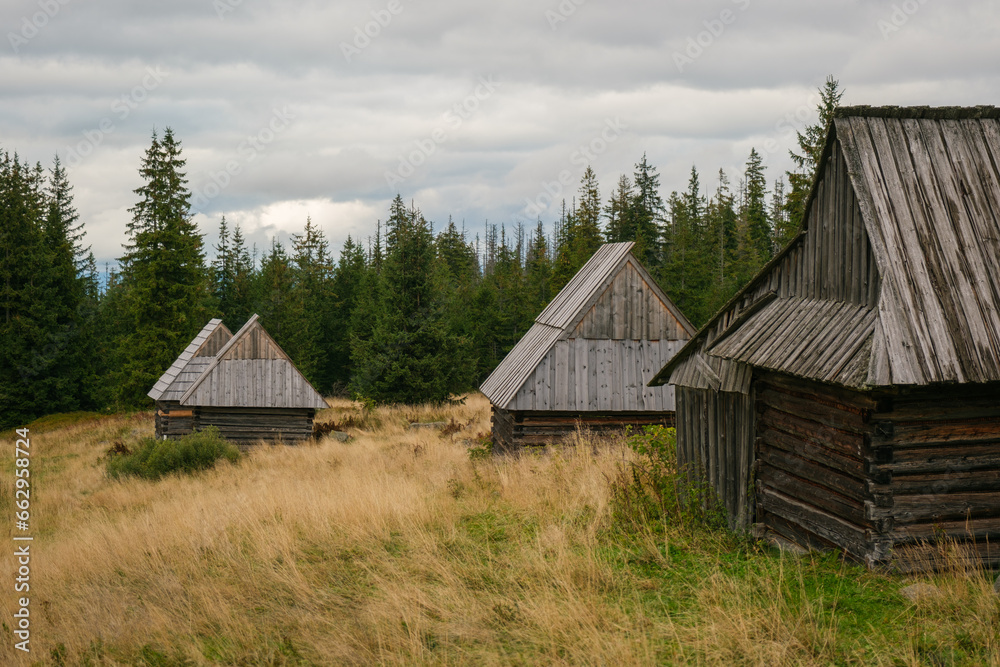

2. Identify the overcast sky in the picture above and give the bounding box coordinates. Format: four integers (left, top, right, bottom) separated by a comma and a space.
2, 0, 998, 268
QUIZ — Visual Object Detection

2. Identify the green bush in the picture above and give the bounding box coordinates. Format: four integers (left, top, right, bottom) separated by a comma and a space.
106, 427, 240, 481
611, 425, 726, 532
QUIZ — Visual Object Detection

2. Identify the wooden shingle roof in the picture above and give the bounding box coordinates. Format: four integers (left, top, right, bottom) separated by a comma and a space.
178, 314, 328, 409
149, 315, 327, 410
653, 105, 1000, 390
836, 108, 1000, 385
481, 242, 694, 408
148, 319, 232, 401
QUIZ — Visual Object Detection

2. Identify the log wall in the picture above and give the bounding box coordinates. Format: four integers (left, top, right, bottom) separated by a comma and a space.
155, 401, 196, 439
753, 373, 882, 563
754, 372, 1000, 570
867, 382, 1000, 571
491, 406, 673, 453
154, 402, 315, 444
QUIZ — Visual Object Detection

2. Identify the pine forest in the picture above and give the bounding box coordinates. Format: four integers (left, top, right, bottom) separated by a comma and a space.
0, 80, 843, 430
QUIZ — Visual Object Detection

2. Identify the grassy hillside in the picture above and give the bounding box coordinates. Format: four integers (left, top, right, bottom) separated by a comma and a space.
1, 394, 998, 665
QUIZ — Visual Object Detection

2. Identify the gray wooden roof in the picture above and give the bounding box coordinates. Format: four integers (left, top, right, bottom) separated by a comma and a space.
708, 297, 877, 388
481, 242, 694, 408
178, 314, 328, 409
149, 315, 327, 410
147, 319, 232, 401
838, 108, 1000, 385
653, 105, 1000, 390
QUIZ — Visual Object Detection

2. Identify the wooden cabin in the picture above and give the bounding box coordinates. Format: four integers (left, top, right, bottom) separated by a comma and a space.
650, 105, 1000, 571
481, 241, 695, 452
148, 314, 327, 443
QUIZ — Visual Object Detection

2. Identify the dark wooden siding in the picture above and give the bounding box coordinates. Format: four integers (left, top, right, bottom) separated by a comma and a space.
753, 373, 883, 563
868, 383, 1000, 571
154, 402, 316, 444
155, 401, 196, 439
491, 406, 673, 453
198, 407, 315, 444
667, 138, 882, 534
676, 386, 755, 531
755, 373, 1000, 570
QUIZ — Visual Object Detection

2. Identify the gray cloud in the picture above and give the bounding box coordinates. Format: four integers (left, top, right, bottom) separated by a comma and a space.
2, 0, 998, 267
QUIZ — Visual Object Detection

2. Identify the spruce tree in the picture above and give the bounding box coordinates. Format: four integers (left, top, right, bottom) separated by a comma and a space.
525, 220, 552, 314
574, 166, 603, 263
743, 148, 771, 263
0, 154, 54, 426
287, 217, 335, 391
631, 153, 664, 270
328, 235, 366, 390
227, 221, 255, 328
350, 196, 474, 404
604, 174, 636, 243
784, 76, 843, 239
551, 200, 578, 290
255, 238, 296, 346
40, 155, 89, 412
114, 128, 208, 407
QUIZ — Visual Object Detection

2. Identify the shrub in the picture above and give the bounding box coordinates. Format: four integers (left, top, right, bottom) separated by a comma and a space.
106, 427, 240, 481
611, 425, 727, 532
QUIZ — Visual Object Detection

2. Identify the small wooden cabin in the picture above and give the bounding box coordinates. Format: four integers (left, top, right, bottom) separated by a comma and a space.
481, 242, 695, 451
650, 106, 1000, 570
148, 314, 327, 443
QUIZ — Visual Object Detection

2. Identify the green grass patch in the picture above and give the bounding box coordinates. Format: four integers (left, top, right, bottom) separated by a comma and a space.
106, 426, 240, 481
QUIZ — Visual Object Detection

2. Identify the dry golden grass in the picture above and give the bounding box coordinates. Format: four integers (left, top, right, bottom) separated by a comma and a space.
1, 394, 998, 666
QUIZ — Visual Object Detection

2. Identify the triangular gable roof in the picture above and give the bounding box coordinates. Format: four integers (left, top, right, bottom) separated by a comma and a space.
652, 105, 1000, 389
148, 318, 232, 401
481, 242, 695, 408
836, 107, 1000, 385
178, 314, 327, 409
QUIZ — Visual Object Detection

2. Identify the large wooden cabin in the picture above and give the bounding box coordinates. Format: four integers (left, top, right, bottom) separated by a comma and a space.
650, 106, 1000, 571
481, 242, 695, 452
148, 314, 327, 443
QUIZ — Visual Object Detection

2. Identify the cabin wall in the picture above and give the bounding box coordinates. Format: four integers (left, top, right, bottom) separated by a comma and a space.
571, 261, 688, 340
671, 137, 882, 532
155, 401, 195, 439
155, 403, 315, 444
675, 386, 755, 531
868, 383, 1000, 571
752, 373, 881, 563
509, 339, 683, 412
755, 373, 1000, 571
491, 406, 673, 453
197, 407, 316, 443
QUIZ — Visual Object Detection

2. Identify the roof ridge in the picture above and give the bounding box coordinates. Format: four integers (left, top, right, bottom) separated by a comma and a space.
835, 105, 1000, 120
178, 314, 261, 404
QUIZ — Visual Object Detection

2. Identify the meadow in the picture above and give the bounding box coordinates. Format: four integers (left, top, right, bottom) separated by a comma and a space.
1, 393, 998, 666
